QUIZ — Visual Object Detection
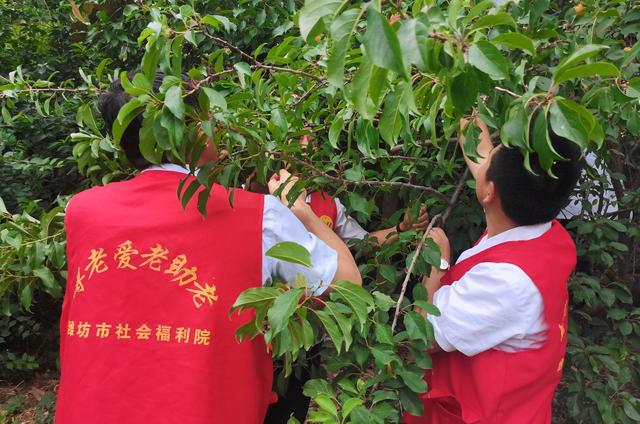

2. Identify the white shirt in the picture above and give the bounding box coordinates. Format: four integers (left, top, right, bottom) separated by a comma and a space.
305, 194, 369, 242
144, 165, 337, 295
428, 222, 551, 357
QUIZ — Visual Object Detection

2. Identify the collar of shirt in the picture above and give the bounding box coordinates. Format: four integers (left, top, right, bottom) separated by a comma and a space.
456, 221, 552, 264
142, 163, 192, 175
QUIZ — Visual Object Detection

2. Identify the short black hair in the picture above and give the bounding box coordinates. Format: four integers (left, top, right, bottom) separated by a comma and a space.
487, 129, 584, 226
97, 71, 199, 170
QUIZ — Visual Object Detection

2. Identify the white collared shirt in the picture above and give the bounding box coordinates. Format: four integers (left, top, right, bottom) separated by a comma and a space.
144, 165, 337, 295
428, 223, 551, 357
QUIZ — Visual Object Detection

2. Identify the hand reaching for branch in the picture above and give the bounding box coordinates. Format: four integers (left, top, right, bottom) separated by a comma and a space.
268, 169, 308, 213
399, 205, 429, 232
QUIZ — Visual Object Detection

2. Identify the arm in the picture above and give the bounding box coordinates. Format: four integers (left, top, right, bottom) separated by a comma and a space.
269, 170, 362, 287
368, 205, 429, 247
459, 117, 494, 180
420, 228, 451, 352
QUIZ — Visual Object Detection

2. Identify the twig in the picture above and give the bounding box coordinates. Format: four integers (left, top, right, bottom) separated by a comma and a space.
390, 169, 470, 332
277, 153, 450, 203
390, 213, 441, 332
494, 86, 521, 98
202, 33, 324, 82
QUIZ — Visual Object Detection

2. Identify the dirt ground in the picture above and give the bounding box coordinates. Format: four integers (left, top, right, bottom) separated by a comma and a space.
0, 373, 58, 424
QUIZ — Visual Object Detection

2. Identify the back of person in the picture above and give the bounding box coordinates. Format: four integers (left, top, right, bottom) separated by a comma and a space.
423, 220, 575, 423
55, 170, 272, 424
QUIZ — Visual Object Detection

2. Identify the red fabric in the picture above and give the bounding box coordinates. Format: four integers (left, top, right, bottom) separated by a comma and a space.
308, 191, 338, 230
56, 171, 272, 424
405, 220, 575, 424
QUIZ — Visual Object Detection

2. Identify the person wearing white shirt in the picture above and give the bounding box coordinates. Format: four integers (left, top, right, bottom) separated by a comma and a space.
405, 117, 583, 424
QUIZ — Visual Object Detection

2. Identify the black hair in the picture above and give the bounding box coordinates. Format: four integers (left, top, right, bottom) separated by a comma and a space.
487, 129, 584, 226
97, 71, 199, 170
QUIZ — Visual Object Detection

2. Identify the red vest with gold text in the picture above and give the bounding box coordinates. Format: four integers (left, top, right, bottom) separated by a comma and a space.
405, 220, 575, 424
56, 170, 273, 424
309, 191, 338, 230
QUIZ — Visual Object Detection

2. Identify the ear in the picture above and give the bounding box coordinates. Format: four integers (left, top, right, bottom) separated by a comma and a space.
480, 180, 497, 207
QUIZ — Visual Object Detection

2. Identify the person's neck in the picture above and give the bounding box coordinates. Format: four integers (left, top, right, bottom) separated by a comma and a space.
485, 206, 518, 238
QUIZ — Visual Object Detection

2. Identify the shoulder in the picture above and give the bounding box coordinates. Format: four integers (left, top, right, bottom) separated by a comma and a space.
455, 262, 539, 298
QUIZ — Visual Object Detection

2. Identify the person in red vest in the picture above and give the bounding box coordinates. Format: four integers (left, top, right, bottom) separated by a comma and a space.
405, 117, 583, 424
54, 73, 362, 424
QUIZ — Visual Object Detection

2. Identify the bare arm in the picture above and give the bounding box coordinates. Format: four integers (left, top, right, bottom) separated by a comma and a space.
459, 117, 494, 180
420, 228, 451, 353
269, 170, 362, 286
367, 205, 429, 247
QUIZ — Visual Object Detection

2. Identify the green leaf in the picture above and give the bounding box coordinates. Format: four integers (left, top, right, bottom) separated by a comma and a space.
328, 114, 345, 148
325, 301, 353, 350
327, 9, 361, 88
266, 241, 313, 268
299, 0, 342, 42
112, 98, 144, 145
549, 98, 594, 149
554, 62, 620, 84
554, 44, 608, 78
362, 7, 407, 78
0, 196, 8, 214
472, 13, 516, 31
231, 287, 282, 312
268, 288, 304, 335
332, 280, 374, 329
413, 300, 440, 316
33, 268, 56, 289
342, 397, 364, 419
399, 387, 424, 416
313, 309, 343, 352
350, 60, 377, 119
491, 32, 535, 55
532, 107, 565, 176
139, 112, 164, 164
397, 19, 428, 70
315, 394, 338, 419
20, 284, 33, 310
501, 106, 529, 150
303, 379, 333, 398
398, 368, 427, 393
622, 399, 640, 421
448, 65, 478, 113
404, 311, 432, 342
164, 85, 185, 119
202, 87, 227, 111
468, 40, 510, 80
375, 323, 394, 345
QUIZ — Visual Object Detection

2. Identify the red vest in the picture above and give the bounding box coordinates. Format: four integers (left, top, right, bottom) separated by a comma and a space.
406, 220, 575, 424
309, 191, 338, 230
56, 170, 273, 424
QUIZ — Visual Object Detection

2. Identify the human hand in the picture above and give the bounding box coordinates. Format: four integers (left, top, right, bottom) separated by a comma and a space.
428, 227, 451, 263
268, 169, 309, 214
399, 205, 429, 232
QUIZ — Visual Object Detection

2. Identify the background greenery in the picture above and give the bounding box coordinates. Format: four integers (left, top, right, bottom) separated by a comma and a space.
0, 0, 638, 422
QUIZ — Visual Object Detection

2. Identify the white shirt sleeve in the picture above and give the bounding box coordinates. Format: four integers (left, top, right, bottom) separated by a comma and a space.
427, 262, 547, 356
262, 195, 337, 295
332, 198, 369, 242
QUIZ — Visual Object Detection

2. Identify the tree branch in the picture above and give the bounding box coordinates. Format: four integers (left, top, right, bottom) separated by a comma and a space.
390, 168, 470, 332
202, 33, 324, 82
277, 153, 451, 203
